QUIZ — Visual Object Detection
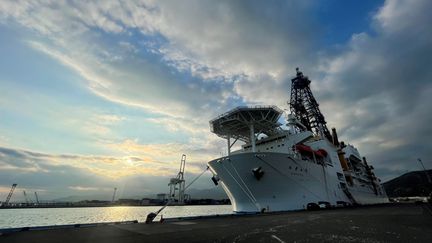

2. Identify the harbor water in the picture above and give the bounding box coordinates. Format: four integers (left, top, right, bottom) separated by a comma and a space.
0, 205, 233, 229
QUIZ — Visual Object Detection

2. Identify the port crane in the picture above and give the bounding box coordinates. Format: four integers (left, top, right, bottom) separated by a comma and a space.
34, 192, 40, 204
112, 187, 117, 203
5, 184, 17, 205
168, 154, 186, 204
23, 190, 30, 204
146, 155, 209, 223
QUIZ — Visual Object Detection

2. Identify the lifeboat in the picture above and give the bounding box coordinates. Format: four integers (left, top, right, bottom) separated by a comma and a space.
295, 144, 314, 154
315, 149, 328, 158
295, 144, 328, 158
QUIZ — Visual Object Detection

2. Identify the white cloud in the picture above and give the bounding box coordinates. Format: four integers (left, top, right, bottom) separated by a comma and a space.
68, 186, 100, 191
374, 0, 431, 36
145, 0, 316, 78
0, 146, 179, 178
1, 0, 431, 184
0, 145, 219, 200
1, 1, 315, 171
0, 0, 318, 125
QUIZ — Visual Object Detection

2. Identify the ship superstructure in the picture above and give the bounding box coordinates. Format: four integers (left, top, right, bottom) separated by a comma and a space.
208, 68, 388, 213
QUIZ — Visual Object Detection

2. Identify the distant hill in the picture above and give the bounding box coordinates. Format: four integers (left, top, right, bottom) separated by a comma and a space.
383, 170, 432, 197
53, 194, 115, 202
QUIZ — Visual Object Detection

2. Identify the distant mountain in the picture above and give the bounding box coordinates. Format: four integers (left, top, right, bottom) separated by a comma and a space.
53, 194, 114, 202
383, 170, 432, 197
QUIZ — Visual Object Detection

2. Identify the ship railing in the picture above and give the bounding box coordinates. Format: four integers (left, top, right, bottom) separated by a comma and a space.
210, 105, 284, 122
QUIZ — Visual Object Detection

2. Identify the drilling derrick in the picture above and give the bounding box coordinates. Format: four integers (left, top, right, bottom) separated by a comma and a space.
290, 68, 332, 141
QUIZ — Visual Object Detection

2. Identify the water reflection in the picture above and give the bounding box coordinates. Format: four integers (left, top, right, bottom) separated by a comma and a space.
0, 205, 232, 229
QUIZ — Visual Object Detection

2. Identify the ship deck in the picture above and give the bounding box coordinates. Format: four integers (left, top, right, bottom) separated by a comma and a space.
1, 203, 431, 243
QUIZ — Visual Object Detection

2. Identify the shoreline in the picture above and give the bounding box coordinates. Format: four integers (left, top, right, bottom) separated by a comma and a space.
0, 203, 231, 209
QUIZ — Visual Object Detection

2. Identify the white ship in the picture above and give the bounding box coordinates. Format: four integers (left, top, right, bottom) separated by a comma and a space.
208, 68, 389, 213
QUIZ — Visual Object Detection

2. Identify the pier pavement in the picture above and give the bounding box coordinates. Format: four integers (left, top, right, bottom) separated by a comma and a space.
1, 203, 431, 242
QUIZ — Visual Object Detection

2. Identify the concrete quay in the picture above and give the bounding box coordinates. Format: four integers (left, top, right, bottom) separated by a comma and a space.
1, 203, 431, 243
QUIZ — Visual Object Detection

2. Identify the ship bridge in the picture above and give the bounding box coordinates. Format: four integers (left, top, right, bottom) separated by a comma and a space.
209, 106, 283, 154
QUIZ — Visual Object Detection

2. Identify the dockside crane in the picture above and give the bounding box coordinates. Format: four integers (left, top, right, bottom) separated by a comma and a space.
5, 184, 17, 205
34, 191, 40, 204
146, 154, 209, 223
168, 154, 186, 204
23, 190, 30, 204
112, 187, 117, 203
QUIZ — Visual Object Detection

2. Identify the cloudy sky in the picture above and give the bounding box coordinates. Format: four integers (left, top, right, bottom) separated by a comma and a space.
1, 0, 431, 201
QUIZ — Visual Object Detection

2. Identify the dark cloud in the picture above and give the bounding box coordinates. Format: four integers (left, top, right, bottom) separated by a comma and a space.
317, 0, 432, 180
0, 146, 216, 200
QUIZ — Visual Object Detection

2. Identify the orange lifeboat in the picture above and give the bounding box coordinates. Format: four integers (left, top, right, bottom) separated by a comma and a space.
314, 149, 328, 158
295, 144, 328, 158
295, 144, 314, 154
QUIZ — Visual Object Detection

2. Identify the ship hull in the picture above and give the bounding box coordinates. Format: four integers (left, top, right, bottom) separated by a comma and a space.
208, 152, 388, 213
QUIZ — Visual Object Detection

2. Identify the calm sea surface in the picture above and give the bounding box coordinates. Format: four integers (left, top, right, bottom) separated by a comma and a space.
0, 205, 233, 229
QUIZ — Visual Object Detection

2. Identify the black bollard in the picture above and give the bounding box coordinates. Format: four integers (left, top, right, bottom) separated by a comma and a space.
145, 212, 157, 224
